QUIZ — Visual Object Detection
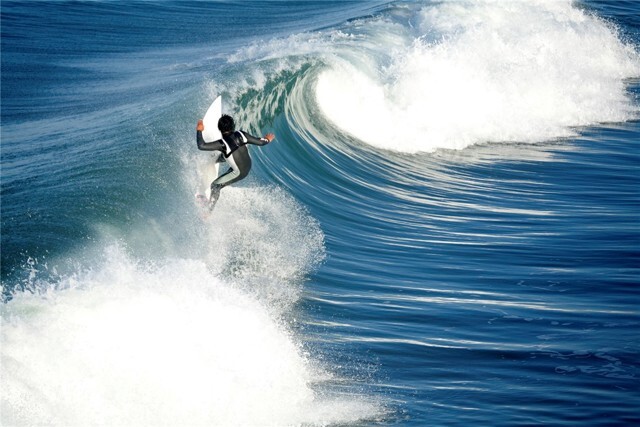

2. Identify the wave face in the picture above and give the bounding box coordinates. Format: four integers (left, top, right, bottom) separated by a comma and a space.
2, 0, 640, 426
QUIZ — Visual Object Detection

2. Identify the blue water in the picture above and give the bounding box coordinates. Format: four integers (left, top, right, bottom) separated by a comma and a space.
2, 1, 639, 425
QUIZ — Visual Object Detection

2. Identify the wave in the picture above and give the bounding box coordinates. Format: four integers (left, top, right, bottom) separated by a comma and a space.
3, 1, 639, 424
232, 0, 640, 154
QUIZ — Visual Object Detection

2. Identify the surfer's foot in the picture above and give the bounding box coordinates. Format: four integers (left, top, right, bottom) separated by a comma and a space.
208, 184, 222, 211
195, 193, 208, 207
206, 192, 219, 212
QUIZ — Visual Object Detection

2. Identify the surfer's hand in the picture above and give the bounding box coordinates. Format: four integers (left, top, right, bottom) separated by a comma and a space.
264, 133, 275, 142
196, 120, 204, 132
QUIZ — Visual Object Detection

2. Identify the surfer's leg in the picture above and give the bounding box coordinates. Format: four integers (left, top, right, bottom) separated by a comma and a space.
207, 162, 238, 210
207, 149, 252, 210
211, 151, 251, 188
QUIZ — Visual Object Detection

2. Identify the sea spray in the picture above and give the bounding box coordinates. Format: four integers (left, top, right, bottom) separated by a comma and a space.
1, 162, 377, 425
1, 244, 377, 426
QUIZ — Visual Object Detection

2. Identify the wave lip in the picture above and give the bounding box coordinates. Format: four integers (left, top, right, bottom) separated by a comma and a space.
315, 0, 640, 153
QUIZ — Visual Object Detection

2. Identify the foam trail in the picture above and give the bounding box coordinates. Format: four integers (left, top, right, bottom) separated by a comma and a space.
1, 246, 378, 426
315, 0, 640, 152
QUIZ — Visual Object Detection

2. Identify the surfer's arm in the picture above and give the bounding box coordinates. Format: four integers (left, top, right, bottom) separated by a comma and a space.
196, 124, 225, 152
196, 119, 225, 152
241, 131, 275, 146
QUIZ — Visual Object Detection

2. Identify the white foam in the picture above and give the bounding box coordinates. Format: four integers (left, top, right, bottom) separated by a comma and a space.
1, 158, 379, 426
1, 245, 378, 426
198, 185, 327, 311
315, 0, 640, 152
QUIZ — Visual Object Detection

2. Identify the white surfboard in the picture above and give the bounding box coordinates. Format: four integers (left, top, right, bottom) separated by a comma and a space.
202, 95, 223, 142
196, 96, 223, 201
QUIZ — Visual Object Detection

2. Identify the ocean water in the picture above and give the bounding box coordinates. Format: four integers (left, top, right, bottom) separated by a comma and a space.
1, 0, 639, 425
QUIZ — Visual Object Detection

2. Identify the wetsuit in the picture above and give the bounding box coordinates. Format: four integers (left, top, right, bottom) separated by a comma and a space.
196, 129, 270, 205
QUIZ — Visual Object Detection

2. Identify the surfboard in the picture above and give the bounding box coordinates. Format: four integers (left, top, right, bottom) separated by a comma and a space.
196, 95, 223, 203
202, 95, 223, 142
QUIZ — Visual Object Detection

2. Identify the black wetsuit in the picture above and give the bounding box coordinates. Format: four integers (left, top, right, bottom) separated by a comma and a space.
196, 129, 270, 205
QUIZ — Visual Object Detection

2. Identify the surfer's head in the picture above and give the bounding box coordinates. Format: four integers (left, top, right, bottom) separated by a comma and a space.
218, 115, 235, 134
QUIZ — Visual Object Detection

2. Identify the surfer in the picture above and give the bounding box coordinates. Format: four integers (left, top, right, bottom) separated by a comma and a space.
196, 115, 275, 209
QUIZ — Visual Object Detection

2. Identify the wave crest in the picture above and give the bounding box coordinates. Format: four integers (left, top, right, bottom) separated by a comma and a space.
315, 0, 640, 152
